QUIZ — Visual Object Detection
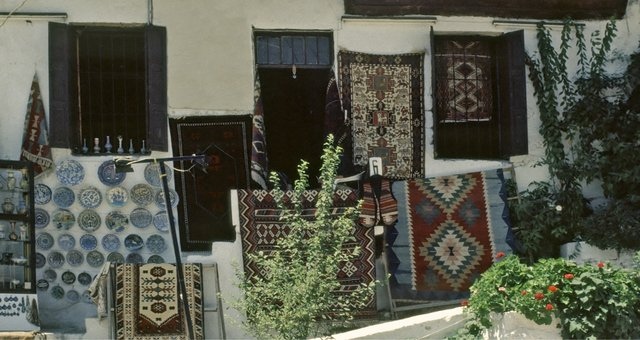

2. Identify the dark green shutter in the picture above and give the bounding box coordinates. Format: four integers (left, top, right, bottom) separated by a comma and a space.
145, 25, 168, 152
48, 22, 74, 148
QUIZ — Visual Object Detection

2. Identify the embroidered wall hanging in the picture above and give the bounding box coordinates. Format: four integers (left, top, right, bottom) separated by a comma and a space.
113, 263, 204, 340
386, 169, 514, 301
338, 51, 424, 179
20, 73, 54, 177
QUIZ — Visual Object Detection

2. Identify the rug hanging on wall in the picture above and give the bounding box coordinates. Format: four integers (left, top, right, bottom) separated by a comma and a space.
338, 51, 425, 179
386, 169, 514, 301
20, 73, 54, 177
113, 263, 204, 340
237, 188, 377, 316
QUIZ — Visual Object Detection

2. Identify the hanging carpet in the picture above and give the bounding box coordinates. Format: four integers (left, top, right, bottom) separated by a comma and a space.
338, 51, 425, 179
20, 73, 54, 177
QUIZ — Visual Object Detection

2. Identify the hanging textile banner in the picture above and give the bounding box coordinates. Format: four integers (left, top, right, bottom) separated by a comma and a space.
20, 74, 54, 177
251, 73, 270, 189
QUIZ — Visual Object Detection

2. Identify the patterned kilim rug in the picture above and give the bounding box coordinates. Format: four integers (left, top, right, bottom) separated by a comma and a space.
386, 169, 513, 301
113, 263, 204, 339
237, 188, 377, 316
338, 51, 425, 179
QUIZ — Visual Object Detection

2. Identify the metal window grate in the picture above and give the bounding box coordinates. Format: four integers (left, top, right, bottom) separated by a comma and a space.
255, 32, 332, 68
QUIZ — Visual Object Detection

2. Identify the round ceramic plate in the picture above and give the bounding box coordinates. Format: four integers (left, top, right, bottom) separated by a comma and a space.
66, 249, 84, 267
44, 269, 57, 282
34, 208, 50, 229
78, 186, 102, 209
155, 189, 179, 209
130, 183, 155, 206
101, 234, 121, 252
34, 183, 52, 205
61, 270, 76, 285
53, 186, 75, 208
58, 233, 76, 251
130, 207, 153, 228
66, 289, 80, 303
144, 163, 172, 187
36, 232, 54, 250
35, 252, 46, 268
106, 186, 129, 208
50, 285, 65, 300
48, 251, 65, 268
56, 159, 85, 186
77, 272, 92, 286
79, 234, 98, 251
126, 252, 144, 264
37, 279, 49, 291
146, 234, 166, 254
78, 209, 101, 232
97, 160, 126, 186
152, 211, 171, 232
52, 208, 76, 230
86, 250, 105, 268
124, 234, 144, 251
147, 255, 165, 264
82, 290, 93, 304
105, 211, 129, 232
107, 251, 125, 263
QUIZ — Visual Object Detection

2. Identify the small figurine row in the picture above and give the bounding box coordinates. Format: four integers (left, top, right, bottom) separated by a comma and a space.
81, 136, 149, 155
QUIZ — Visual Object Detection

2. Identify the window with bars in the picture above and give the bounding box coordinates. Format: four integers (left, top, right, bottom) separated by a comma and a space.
255, 32, 332, 68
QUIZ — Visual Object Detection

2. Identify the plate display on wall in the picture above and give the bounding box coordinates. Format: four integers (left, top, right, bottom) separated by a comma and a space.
44, 269, 57, 282
79, 234, 98, 251
50, 285, 65, 300
66, 289, 80, 303
155, 189, 179, 209
52, 208, 76, 230
144, 162, 172, 187
146, 234, 167, 254
34, 183, 52, 205
78, 209, 101, 232
124, 234, 144, 251
56, 159, 85, 186
78, 186, 102, 209
147, 255, 165, 263
106, 186, 129, 208
97, 160, 126, 186
35, 252, 46, 268
57, 233, 76, 251
48, 251, 65, 268
126, 252, 144, 264
61, 270, 76, 285
66, 249, 84, 267
86, 250, 105, 268
77, 272, 92, 286
107, 252, 125, 263
130, 183, 155, 206
152, 211, 172, 232
53, 186, 75, 208
105, 211, 129, 232
34, 208, 50, 229
130, 207, 153, 228
36, 232, 54, 250
101, 234, 121, 252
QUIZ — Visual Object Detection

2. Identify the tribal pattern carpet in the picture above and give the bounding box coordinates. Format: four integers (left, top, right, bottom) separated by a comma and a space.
113, 263, 204, 339
338, 51, 424, 179
386, 169, 513, 301
237, 188, 377, 315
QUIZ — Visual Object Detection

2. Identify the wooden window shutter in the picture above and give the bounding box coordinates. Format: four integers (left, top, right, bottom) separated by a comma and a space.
496, 30, 528, 157
145, 25, 168, 152
48, 22, 75, 148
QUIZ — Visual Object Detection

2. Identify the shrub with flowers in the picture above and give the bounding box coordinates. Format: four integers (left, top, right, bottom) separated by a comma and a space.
454, 254, 640, 339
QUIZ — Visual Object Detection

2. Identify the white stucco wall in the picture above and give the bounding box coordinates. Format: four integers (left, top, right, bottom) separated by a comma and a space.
1, 0, 639, 338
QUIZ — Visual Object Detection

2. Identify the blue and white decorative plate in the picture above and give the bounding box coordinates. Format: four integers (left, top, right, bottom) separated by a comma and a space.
56, 159, 85, 186
53, 186, 75, 208
35, 252, 46, 268
37, 279, 49, 291
146, 234, 166, 254
126, 252, 144, 264
77, 272, 92, 286
152, 211, 171, 233
155, 189, 179, 209
107, 251, 125, 263
106, 186, 129, 208
36, 232, 54, 250
78, 186, 102, 209
48, 251, 65, 268
34, 208, 50, 229
147, 255, 165, 264
97, 160, 126, 186
105, 210, 129, 232
124, 234, 144, 251
79, 234, 98, 251
101, 234, 120, 252
52, 208, 76, 230
61, 270, 76, 285
50, 285, 65, 299
34, 183, 52, 205
44, 269, 57, 282
130, 183, 155, 206
66, 289, 80, 303
82, 290, 93, 304
144, 163, 172, 187
130, 207, 153, 228
58, 233, 76, 251
86, 250, 105, 268
78, 209, 101, 232
66, 249, 84, 267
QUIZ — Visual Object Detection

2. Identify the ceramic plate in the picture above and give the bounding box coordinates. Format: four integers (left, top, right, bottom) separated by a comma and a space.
130, 183, 155, 206
34, 208, 50, 229
82, 290, 93, 304
106, 186, 129, 208
58, 233, 76, 251
77, 272, 92, 286
36, 232, 54, 250
86, 250, 105, 268
146, 234, 167, 254
78, 186, 102, 209
130, 207, 153, 228
105, 210, 129, 232
52, 208, 76, 230
66, 289, 80, 303
34, 183, 52, 205
144, 162, 172, 187
97, 160, 126, 186
101, 234, 120, 252
152, 211, 172, 233
44, 269, 57, 282
61, 270, 76, 285
107, 251, 125, 263
126, 252, 144, 264
79, 234, 98, 251
147, 255, 165, 263
37, 279, 49, 291
56, 159, 85, 186
124, 234, 144, 251
50, 285, 65, 299
155, 189, 179, 209
78, 209, 101, 232
35, 252, 46, 268
53, 186, 75, 208
48, 251, 65, 268
66, 249, 83, 267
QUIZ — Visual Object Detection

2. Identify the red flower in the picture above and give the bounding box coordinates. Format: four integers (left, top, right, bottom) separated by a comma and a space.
564, 273, 574, 280
548, 285, 558, 293
461, 300, 469, 307
597, 261, 605, 268
545, 303, 554, 311
534, 292, 544, 300
495, 251, 506, 259
521, 290, 528, 296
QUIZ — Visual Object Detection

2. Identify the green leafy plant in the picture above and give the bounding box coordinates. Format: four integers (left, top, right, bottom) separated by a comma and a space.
454, 254, 640, 339
231, 134, 375, 340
